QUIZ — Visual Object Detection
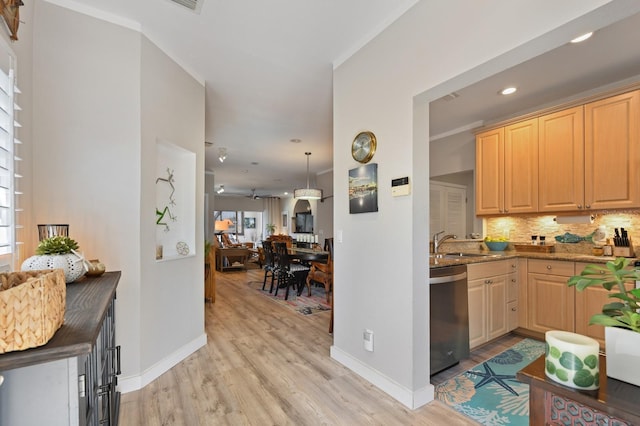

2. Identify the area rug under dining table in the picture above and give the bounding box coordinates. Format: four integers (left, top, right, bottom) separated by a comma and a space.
247, 279, 331, 316
434, 338, 546, 425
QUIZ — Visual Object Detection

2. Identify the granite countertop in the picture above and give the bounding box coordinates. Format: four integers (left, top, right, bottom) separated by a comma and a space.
429, 249, 636, 269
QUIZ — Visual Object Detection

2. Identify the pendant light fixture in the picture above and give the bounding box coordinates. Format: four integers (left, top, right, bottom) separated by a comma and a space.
294, 152, 322, 200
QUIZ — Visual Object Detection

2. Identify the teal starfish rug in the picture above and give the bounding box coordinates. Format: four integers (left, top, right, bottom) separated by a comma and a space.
435, 338, 545, 425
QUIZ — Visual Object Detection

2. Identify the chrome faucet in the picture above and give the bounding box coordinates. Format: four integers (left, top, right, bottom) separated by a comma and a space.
433, 230, 456, 254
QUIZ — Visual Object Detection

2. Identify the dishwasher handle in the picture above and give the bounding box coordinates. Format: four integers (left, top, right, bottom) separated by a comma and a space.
430, 271, 467, 284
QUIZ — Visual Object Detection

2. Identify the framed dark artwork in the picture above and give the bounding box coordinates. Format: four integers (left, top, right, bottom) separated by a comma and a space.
349, 163, 378, 214
244, 217, 256, 229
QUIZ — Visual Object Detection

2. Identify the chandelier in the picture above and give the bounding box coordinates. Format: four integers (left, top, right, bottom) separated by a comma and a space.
294, 152, 322, 200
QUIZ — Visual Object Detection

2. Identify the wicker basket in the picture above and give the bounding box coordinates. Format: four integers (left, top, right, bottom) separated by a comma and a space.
0, 269, 66, 354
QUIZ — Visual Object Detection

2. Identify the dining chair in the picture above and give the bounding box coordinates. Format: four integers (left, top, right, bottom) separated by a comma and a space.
273, 241, 309, 300
261, 240, 277, 292
305, 237, 333, 303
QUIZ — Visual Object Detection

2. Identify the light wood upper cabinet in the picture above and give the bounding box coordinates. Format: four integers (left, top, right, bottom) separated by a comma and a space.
477, 88, 640, 215
538, 106, 584, 212
476, 118, 538, 215
476, 128, 504, 215
584, 90, 640, 210
505, 118, 538, 213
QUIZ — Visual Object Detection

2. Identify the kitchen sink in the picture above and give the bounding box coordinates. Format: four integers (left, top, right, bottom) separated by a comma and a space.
444, 252, 497, 258
430, 252, 499, 259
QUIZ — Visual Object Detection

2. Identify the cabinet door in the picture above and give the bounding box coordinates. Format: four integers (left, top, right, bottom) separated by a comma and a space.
538, 106, 584, 212
504, 118, 538, 213
487, 275, 508, 340
468, 277, 488, 349
585, 90, 640, 210
476, 128, 504, 215
575, 281, 636, 347
517, 258, 528, 328
527, 272, 575, 333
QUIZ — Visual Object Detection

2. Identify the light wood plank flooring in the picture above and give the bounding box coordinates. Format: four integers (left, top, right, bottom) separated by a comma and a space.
119, 268, 526, 425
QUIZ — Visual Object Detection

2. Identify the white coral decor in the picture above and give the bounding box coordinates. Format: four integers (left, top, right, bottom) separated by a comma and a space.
21, 250, 88, 283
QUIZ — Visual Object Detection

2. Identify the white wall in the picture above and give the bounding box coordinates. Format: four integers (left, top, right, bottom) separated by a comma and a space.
429, 132, 475, 178
332, 0, 618, 408
29, 2, 206, 390
139, 35, 206, 381
32, 2, 144, 378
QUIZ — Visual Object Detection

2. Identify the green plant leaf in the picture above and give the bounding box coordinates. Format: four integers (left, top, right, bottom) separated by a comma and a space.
589, 313, 631, 329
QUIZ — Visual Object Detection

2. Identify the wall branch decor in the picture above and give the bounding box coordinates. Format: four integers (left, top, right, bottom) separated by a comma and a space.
156, 168, 177, 231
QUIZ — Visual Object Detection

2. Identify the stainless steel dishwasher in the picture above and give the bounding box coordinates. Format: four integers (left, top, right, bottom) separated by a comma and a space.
430, 264, 470, 375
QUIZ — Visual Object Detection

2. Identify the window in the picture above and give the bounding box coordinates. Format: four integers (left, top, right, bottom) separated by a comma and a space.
0, 41, 19, 269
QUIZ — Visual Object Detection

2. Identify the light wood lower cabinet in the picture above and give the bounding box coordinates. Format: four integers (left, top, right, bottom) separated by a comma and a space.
526, 259, 575, 333
467, 260, 514, 348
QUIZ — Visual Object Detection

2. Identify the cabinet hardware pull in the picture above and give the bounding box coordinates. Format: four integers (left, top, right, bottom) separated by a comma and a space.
511, 307, 517, 311
586, 204, 591, 209
98, 383, 112, 425
577, 204, 582, 209
109, 346, 122, 375
546, 265, 552, 270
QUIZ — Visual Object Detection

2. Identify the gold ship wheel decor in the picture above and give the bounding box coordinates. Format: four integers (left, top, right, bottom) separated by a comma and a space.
0, 0, 23, 41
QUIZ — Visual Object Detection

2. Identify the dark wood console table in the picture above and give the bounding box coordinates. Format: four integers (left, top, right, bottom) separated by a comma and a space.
0, 272, 121, 425
517, 354, 640, 425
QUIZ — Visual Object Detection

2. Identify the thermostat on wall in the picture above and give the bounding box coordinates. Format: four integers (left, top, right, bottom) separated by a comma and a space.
391, 176, 410, 197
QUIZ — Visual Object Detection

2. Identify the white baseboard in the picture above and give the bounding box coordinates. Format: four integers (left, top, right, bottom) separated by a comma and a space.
118, 333, 207, 394
330, 345, 434, 410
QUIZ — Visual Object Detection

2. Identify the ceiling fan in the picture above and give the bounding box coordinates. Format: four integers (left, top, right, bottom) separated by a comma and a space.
245, 188, 277, 199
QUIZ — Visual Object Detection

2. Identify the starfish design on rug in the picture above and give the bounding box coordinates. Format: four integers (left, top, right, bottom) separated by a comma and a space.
469, 362, 519, 396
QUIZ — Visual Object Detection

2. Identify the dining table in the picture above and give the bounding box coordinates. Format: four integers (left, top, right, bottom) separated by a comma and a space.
288, 247, 330, 296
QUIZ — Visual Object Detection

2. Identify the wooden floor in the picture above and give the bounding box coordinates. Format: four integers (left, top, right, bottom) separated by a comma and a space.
119, 268, 526, 425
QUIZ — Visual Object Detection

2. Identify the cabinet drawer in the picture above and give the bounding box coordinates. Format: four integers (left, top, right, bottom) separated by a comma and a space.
528, 259, 574, 276
467, 259, 509, 280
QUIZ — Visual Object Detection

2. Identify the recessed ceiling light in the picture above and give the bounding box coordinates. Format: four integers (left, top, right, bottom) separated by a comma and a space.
571, 32, 593, 43
284, 192, 289, 195
290, 138, 301, 143
501, 87, 517, 95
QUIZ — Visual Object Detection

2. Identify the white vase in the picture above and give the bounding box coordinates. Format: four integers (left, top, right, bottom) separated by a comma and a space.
605, 327, 640, 387
21, 252, 87, 283
545, 330, 600, 390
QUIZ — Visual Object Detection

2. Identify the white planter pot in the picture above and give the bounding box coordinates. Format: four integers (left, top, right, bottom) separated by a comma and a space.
605, 326, 640, 387
21, 252, 87, 283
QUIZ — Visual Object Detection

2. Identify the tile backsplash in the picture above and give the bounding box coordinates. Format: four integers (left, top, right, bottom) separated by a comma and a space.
484, 210, 640, 255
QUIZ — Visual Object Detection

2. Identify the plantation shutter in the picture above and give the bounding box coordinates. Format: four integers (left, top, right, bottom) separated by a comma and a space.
0, 43, 20, 269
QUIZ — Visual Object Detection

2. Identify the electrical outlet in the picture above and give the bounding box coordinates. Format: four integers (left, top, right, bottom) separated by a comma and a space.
363, 329, 374, 352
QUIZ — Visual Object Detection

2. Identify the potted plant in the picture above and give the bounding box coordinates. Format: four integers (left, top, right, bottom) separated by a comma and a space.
21, 236, 88, 283
568, 257, 640, 386
265, 223, 276, 236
